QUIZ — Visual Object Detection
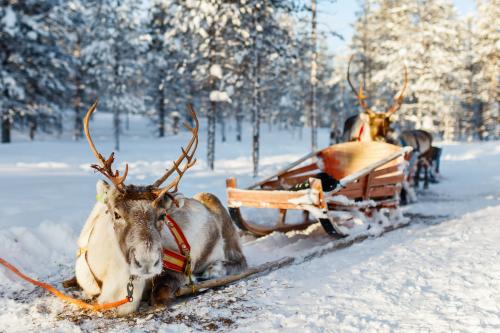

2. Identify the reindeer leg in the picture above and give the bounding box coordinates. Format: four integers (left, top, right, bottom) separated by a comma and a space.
400, 187, 407, 205
62, 276, 80, 289
424, 161, 429, 189
414, 160, 421, 189
151, 271, 187, 305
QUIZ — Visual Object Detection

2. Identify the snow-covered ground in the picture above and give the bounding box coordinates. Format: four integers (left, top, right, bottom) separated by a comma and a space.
0, 114, 499, 332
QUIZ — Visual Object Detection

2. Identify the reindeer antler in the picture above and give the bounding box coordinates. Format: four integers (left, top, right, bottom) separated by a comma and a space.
84, 100, 129, 192
386, 64, 408, 117
347, 55, 375, 117
152, 104, 199, 206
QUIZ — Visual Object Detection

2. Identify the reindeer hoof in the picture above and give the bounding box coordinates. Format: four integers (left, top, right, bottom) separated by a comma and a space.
151, 285, 175, 306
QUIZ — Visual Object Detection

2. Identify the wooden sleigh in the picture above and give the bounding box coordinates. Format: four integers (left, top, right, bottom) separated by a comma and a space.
226, 141, 412, 237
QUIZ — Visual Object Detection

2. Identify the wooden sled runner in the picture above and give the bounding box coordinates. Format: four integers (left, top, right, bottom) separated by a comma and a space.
226, 141, 412, 237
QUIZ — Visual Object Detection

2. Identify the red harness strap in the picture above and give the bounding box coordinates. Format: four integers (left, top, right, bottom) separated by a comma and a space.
162, 214, 192, 275
357, 123, 365, 141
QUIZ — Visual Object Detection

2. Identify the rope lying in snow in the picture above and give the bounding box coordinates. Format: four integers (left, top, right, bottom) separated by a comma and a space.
0, 257, 131, 311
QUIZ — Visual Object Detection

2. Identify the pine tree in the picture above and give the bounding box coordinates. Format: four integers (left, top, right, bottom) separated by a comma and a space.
84, 0, 147, 150
350, 0, 464, 139
52, 0, 98, 140
459, 16, 482, 140
349, 0, 378, 105
148, 0, 180, 138
0, 0, 71, 143
475, 0, 499, 140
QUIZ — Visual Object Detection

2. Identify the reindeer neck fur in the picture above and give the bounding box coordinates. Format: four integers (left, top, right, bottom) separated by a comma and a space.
161, 195, 224, 271
367, 113, 392, 141
75, 181, 165, 315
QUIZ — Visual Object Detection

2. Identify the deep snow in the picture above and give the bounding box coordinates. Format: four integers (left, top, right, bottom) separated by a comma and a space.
0, 114, 499, 332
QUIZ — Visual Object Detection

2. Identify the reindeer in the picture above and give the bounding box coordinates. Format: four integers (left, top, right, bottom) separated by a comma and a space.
342, 56, 408, 142
75, 101, 247, 315
342, 56, 436, 191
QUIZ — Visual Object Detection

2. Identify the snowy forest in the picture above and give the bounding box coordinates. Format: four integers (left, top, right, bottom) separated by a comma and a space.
2, 1, 500, 331
0, 0, 498, 172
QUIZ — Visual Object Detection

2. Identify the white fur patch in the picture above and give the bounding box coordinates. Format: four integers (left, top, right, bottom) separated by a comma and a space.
75, 254, 101, 296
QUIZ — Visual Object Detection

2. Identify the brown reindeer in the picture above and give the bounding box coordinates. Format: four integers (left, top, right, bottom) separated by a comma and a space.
343, 55, 408, 142
342, 57, 436, 191
74, 101, 247, 315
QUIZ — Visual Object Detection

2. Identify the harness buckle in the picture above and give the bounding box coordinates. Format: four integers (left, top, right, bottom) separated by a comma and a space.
126, 277, 134, 302
183, 251, 196, 293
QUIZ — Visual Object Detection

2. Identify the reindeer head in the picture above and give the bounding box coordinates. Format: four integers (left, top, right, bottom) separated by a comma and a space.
347, 56, 408, 141
84, 101, 199, 278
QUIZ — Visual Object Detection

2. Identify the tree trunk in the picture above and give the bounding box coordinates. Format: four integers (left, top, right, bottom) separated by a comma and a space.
252, 10, 261, 177
1, 110, 11, 143
158, 81, 165, 137
236, 115, 243, 142
309, 0, 318, 151
73, 37, 84, 140
207, 101, 216, 169
113, 107, 120, 151
29, 117, 36, 141
207, 21, 217, 170
113, 24, 121, 151
235, 99, 243, 141
73, 84, 83, 140
220, 111, 226, 142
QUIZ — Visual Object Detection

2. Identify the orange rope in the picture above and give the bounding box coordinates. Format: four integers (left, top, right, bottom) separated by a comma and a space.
0, 257, 130, 311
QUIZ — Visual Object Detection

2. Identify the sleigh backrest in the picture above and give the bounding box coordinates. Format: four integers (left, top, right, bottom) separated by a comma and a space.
260, 141, 405, 192
318, 141, 403, 179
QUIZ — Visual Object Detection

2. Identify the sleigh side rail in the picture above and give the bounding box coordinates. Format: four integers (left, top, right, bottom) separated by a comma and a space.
226, 177, 326, 236
226, 146, 412, 237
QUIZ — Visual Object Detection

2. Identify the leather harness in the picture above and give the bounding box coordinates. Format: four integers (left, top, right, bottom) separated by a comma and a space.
160, 214, 192, 279
357, 123, 365, 141
76, 205, 193, 297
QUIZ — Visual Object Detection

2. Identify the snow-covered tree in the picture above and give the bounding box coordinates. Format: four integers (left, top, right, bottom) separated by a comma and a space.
83, 0, 147, 150
51, 0, 100, 140
458, 16, 482, 140
474, 0, 499, 140
161, 1, 245, 169
1, 0, 71, 143
349, 0, 465, 139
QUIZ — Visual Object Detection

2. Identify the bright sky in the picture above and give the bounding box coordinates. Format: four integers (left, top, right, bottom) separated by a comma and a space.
318, 0, 478, 52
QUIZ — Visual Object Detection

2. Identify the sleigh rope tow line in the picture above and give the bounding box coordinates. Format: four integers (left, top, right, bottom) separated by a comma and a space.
0, 257, 134, 311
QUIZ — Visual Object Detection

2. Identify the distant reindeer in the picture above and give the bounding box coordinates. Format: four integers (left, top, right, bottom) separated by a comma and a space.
342, 56, 436, 190
75, 101, 247, 315
342, 55, 408, 142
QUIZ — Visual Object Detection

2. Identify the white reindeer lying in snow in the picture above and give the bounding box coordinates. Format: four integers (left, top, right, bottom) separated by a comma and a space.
75, 102, 247, 315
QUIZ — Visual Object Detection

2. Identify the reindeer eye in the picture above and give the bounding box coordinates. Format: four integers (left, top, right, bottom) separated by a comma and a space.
154, 259, 160, 267
114, 212, 122, 220
134, 258, 142, 268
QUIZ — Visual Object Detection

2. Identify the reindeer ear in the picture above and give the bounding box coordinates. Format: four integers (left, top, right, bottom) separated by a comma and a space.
96, 180, 111, 204
173, 194, 185, 209
159, 193, 185, 211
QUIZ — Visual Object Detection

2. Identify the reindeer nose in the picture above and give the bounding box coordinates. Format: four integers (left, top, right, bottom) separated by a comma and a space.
137, 256, 162, 277
145, 258, 162, 273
